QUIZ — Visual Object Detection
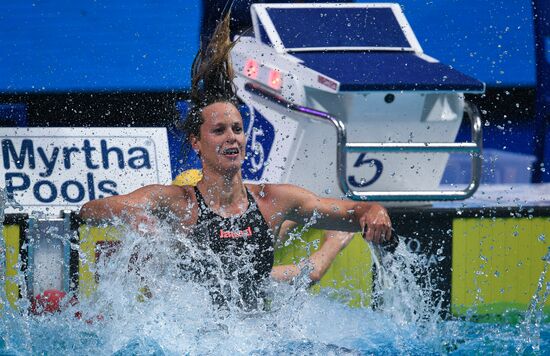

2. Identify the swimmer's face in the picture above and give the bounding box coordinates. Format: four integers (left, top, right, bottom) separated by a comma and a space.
192, 102, 246, 174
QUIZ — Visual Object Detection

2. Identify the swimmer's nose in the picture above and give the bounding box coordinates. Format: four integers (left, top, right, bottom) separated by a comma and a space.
226, 130, 237, 143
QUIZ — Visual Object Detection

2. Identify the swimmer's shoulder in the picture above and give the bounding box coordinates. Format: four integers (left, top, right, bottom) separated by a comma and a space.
157, 184, 195, 201
133, 184, 194, 205
246, 183, 307, 224
246, 183, 302, 201
133, 166, 202, 200
147, 184, 198, 221
131, 184, 197, 228
247, 183, 319, 212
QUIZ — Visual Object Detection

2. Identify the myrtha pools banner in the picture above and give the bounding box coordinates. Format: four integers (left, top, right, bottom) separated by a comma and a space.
1, 128, 172, 215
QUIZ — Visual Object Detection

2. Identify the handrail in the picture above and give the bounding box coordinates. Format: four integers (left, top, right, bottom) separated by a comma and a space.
244, 83, 483, 201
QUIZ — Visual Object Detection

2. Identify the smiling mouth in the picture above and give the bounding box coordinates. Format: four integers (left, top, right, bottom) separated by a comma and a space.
222, 147, 240, 156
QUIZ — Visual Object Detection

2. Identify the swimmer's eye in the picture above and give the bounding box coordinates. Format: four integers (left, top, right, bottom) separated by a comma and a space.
233, 125, 243, 134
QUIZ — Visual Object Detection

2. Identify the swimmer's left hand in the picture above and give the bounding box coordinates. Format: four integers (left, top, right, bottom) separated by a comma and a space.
360, 205, 392, 244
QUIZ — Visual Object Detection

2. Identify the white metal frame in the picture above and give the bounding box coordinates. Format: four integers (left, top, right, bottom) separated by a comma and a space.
244, 83, 483, 201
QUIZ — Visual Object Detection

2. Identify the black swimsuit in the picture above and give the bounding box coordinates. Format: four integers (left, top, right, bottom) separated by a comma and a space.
180, 186, 275, 310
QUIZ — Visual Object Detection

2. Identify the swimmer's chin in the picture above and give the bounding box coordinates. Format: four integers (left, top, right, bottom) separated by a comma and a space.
215, 162, 244, 176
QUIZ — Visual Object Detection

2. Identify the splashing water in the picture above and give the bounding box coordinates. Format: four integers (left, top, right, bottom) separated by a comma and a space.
0, 187, 7, 305
369, 241, 444, 331
0, 212, 548, 354
515, 247, 550, 354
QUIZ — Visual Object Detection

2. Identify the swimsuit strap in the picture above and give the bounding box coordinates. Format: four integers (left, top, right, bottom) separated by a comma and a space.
193, 185, 209, 218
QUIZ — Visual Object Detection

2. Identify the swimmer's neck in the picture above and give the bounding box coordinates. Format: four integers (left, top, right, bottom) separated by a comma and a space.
197, 168, 247, 210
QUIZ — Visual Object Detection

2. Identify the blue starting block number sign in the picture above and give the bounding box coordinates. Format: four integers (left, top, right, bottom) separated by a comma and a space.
242, 110, 275, 181
252, 3, 421, 53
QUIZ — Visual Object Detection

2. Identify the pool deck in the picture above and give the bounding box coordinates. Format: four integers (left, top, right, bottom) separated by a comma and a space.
434, 183, 550, 209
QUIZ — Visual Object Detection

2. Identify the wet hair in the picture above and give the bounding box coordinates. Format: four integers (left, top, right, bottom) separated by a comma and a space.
181, 14, 239, 141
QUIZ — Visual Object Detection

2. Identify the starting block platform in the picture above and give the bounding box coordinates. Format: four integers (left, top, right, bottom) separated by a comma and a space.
231, 3, 485, 201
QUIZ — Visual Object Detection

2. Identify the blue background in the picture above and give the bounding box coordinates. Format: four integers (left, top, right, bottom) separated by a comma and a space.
0, 1, 200, 92
0, 0, 535, 93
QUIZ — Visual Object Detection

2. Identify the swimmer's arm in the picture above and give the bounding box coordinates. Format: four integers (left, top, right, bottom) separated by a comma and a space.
271, 230, 353, 283
276, 220, 300, 247
79, 184, 166, 225
274, 184, 391, 243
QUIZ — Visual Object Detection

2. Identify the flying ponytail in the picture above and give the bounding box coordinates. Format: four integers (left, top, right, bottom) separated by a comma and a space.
182, 13, 238, 140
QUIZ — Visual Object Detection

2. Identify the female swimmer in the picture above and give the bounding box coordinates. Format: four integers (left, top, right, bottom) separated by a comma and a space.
79, 15, 392, 309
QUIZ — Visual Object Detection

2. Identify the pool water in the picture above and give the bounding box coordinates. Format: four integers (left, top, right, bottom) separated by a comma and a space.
1, 228, 549, 355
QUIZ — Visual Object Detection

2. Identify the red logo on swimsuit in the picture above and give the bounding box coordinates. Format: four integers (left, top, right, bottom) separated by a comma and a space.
219, 226, 253, 239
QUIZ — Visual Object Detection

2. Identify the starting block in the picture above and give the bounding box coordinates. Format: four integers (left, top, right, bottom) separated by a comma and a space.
232, 3, 486, 201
